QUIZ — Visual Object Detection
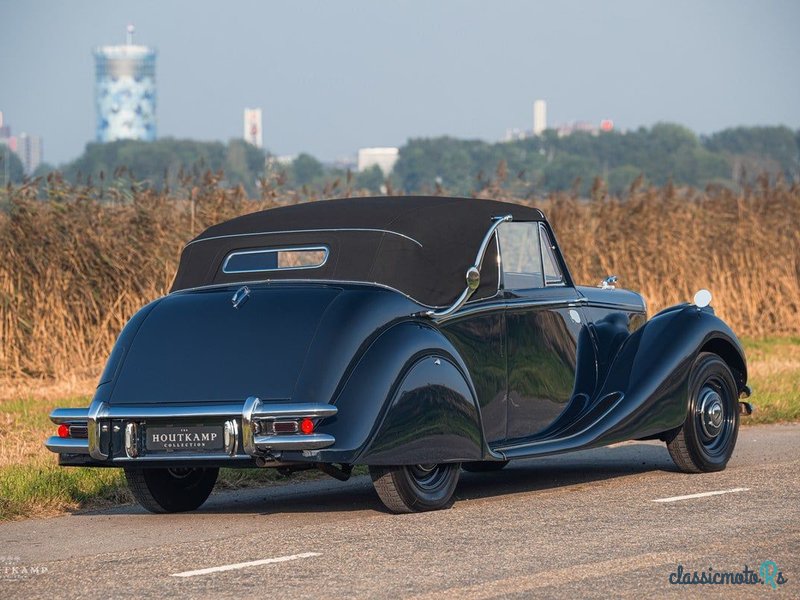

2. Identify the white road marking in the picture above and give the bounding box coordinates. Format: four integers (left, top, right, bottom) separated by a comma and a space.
652, 487, 750, 503
171, 552, 321, 578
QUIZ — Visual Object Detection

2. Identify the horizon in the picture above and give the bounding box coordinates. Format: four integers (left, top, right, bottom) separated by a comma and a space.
2, 0, 799, 165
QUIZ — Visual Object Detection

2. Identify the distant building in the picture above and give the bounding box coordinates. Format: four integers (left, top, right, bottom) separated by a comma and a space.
556, 121, 599, 137
243, 108, 263, 148
357, 147, 399, 175
15, 133, 43, 175
94, 25, 157, 142
0, 111, 10, 139
267, 154, 297, 168
503, 128, 529, 142
533, 100, 547, 135
0, 112, 44, 175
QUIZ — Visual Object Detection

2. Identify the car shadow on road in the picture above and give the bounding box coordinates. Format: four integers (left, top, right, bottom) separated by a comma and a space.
455, 441, 678, 503
80, 441, 678, 518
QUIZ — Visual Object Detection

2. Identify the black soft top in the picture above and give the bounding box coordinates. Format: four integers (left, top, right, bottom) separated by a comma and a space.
171, 196, 544, 307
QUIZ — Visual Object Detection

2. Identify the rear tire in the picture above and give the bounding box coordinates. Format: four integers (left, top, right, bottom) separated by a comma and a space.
666, 352, 740, 473
369, 463, 460, 513
462, 460, 509, 473
124, 467, 219, 513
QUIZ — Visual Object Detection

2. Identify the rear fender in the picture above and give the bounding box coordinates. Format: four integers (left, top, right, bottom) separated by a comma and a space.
313, 321, 485, 465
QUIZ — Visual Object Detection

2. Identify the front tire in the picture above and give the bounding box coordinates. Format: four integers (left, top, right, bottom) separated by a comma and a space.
369, 463, 460, 513
666, 352, 740, 473
124, 467, 219, 513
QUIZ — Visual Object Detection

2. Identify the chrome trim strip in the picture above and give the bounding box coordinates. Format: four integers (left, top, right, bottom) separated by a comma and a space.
474, 216, 513, 271
252, 433, 335, 451
45, 436, 90, 454
425, 215, 513, 318
222, 246, 330, 275
504, 298, 584, 311
426, 286, 474, 320
49, 408, 90, 424
253, 403, 338, 419
185, 227, 424, 249
581, 300, 646, 312
437, 297, 584, 323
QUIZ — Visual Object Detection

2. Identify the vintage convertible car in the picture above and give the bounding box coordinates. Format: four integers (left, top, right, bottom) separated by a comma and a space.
46, 196, 753, 513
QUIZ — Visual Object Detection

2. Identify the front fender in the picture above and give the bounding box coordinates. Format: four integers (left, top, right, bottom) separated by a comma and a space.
312, 321, 485, 465
590, 304, 747, 446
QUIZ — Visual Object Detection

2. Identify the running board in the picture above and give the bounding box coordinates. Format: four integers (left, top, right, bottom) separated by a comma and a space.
491, 391, 627, 460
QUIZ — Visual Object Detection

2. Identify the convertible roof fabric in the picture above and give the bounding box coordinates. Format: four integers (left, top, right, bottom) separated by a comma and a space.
171, 196, 544, 307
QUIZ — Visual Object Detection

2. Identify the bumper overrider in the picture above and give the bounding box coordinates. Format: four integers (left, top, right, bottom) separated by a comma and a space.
45, 396, 337, 464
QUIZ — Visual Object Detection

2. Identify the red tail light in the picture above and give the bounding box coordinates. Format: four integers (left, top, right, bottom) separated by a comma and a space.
300, 418, 314, 435
57, 423, 70, 438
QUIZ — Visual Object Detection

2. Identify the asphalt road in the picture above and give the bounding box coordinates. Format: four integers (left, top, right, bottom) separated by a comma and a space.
1, 424, 798, 598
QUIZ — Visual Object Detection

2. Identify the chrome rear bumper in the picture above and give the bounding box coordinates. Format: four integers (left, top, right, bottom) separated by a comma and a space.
45, 396, 337, 463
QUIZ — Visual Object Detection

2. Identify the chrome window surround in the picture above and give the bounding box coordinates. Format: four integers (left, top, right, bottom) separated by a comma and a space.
424, 214, 513, 319
45, 398, 338, 462
538, 223, 566, 287
222, 246, 329, 275
494, 221, 566, 292
495, 220, 545, 292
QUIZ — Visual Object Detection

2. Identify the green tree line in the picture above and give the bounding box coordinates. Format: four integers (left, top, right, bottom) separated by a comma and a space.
11, 124, 800, 196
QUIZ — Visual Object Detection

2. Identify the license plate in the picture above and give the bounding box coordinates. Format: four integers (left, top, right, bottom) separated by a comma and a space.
145, 425, 224, 452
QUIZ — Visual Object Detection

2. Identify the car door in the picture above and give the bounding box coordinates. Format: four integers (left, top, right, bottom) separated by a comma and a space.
498, 221, 586, 441
441, 311, 507, 445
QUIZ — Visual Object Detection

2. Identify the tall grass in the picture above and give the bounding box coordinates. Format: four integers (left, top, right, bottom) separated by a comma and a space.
1, 174, 798, 380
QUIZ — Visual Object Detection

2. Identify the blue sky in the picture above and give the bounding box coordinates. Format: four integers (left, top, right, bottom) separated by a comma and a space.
2, 0, 799, 164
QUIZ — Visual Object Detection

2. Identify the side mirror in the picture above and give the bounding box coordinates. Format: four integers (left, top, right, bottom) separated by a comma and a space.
693, 289, 712, 308
466, 267, 480, 291
423, 214, 511, 319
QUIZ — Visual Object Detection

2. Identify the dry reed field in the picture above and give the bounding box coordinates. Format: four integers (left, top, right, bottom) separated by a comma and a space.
0, 175, 798, 520
1, 176, 798, 381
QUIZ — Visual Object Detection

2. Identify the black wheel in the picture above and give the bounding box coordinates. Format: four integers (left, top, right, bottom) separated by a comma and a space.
369, 463, 460, 513
462, 460, 509, 473
667, 352, 740, 473
124, 466, 219, 513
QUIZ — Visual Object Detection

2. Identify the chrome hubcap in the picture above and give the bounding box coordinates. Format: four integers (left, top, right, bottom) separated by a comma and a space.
698, 388, 724, 438
408, 464, 449, 490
